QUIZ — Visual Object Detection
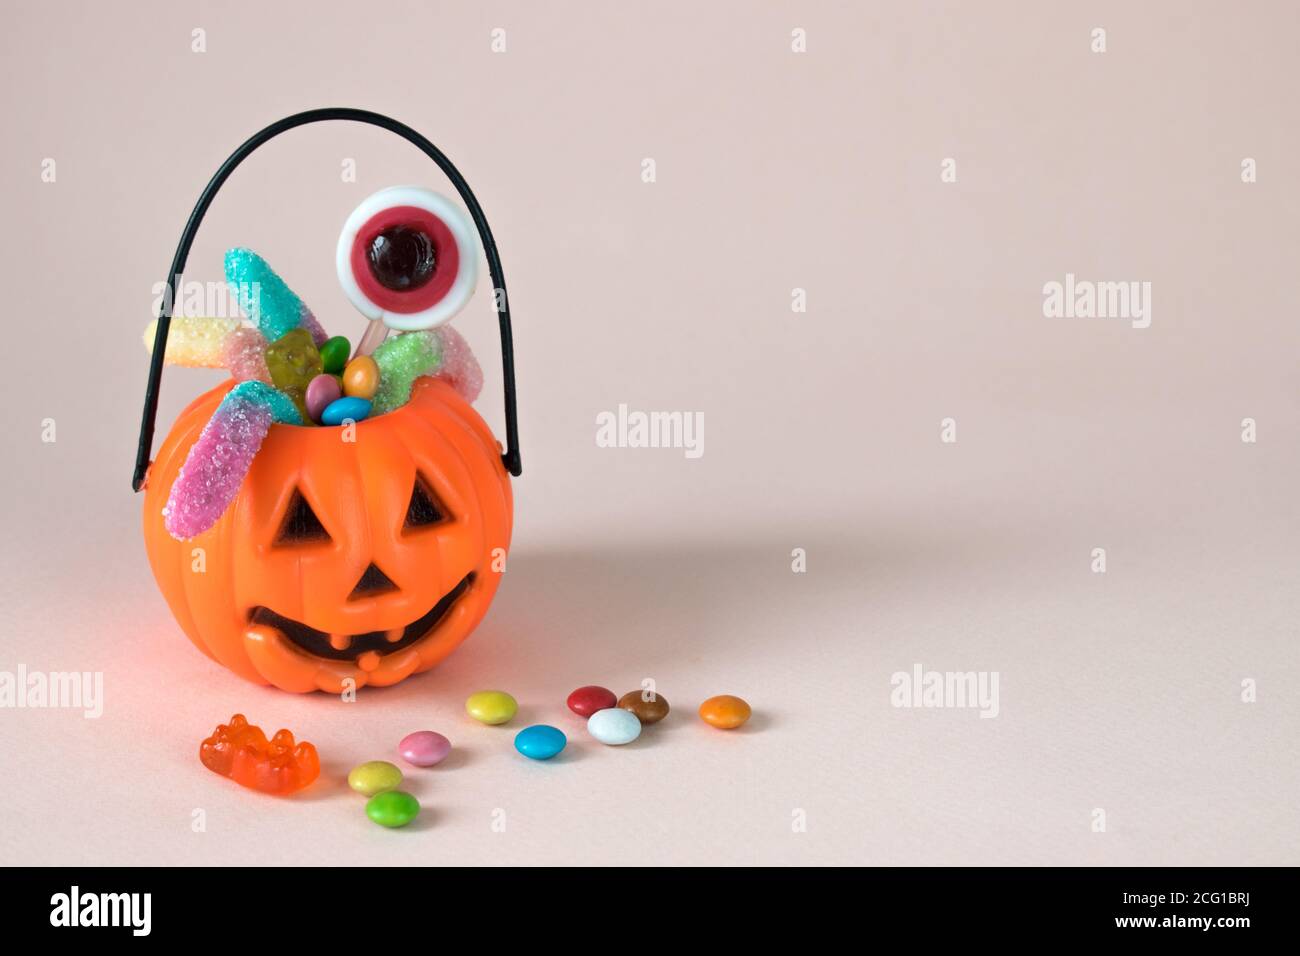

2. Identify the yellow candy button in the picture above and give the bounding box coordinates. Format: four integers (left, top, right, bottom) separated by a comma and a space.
465, 690, 518, 725
347, 760, 403, 796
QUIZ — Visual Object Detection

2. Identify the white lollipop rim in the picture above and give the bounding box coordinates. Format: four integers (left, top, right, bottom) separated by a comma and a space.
336, 185, 479, 331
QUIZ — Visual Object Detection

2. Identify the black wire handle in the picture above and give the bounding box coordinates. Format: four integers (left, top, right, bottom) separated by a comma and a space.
131, 107, 521, 492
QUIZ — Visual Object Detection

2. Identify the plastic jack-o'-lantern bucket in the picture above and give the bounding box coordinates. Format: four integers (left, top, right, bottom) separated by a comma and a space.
132, 109, 521, 693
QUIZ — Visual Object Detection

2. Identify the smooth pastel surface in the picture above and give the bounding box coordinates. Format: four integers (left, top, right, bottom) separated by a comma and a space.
10, 3, 1297, 873
225, 247, 321, 343
143, 315, 240, 367
618, 690, 670, 725
465, 691, 518, 725
398, 731, 451, 767
319, 335, 351, 374
365, 790, 420, 828
587, 708, 642, 745
432, 325, 483, 402
514, 725, 567, 760
342, 355, 380, 399
162, 382, 302, 539
304, 373, 342, 423
567, 685, 618, 717
320, 396, 371, 426
372, 330, 441, 413
265, 328, 323, 394
699, 695, 751, 730
347, 760, 403, 796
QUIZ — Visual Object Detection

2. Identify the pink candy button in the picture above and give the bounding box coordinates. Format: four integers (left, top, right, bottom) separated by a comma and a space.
304, 373, 342, 424
398, 731, 451, 767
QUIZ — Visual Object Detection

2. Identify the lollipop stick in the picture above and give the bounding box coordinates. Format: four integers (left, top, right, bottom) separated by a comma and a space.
354, 319, 389, 358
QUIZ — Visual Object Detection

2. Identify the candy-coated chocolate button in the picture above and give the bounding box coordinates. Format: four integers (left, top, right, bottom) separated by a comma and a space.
514, 725, 567, 760
365, 790, 419, 828
465, 690, 517, 725
320, 396, 371, 425
618, 690, 670, 724
699, 695, 751, 730
587, 707, 641, 745
348, 760, 403, 796
399, 731, 451, 767
319, 335, 351, 375
342, 355, 380, 399
304, 373, 342, 423
566, 685, 617, 717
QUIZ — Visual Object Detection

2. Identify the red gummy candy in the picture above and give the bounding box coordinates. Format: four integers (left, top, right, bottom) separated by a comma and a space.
199, 713, 320, 795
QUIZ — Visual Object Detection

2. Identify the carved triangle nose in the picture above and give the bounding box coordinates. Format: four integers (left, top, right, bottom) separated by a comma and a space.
350, 563, 398, 600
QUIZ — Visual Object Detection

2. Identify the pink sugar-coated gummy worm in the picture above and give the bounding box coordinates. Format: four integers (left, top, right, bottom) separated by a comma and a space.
221, 326, 273, 383
434, 325, 483, 403
163, 396, 274, 540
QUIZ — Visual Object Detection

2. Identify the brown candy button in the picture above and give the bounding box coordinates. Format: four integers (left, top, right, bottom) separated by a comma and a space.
617, 690, 670, 724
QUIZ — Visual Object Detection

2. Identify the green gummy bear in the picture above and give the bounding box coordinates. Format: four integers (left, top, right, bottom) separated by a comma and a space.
264, 328, 322, 393
372, 331, 443, 415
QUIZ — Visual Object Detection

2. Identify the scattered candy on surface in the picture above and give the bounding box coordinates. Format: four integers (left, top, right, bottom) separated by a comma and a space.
587, 707, 642, 746
265, 327, 323, 395
342, 354, 380, 400
618, 690, 670, 725
432, 325, 484, 402
567, 685, 618, 717
199, 713, 319, 795
163, 381, 302, 539
514, 725, 567, 761
365, 790, 420, 828
304, 373, 342, 423
465, 690, 518, 725
699, 695, 751, 730
144, 315, 241, 367
225, 247, 325, 344
371, 331, 441, 414
398, 731, 452, 768
319, 335, 351, 375
320, 396, 371, 426
347, 760, 404, 796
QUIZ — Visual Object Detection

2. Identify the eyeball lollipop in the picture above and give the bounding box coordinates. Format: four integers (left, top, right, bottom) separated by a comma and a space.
337, 186, 479, 356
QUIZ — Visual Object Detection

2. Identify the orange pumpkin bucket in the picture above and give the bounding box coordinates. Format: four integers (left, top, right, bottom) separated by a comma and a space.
132, 110, 521, 693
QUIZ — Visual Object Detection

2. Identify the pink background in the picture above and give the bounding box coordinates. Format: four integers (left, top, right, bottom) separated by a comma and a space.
1, 1, 1296, 864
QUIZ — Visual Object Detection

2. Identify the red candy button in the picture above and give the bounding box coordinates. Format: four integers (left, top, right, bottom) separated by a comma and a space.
566, 685, 618, 717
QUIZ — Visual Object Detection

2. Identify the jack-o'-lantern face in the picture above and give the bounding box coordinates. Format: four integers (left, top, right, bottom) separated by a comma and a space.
143, 376, 512, 693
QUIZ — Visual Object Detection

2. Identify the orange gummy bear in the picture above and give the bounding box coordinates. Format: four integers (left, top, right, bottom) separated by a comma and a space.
199, 713, 320, 795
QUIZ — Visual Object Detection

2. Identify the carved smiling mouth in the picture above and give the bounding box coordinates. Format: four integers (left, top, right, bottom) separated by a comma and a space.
249, 573, 474, 661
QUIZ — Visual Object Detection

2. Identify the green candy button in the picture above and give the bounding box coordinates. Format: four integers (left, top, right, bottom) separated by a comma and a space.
365, 790, 420, 828
319, 335, 351, 375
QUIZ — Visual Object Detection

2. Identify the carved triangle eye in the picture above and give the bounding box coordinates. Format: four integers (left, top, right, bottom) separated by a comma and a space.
404, 475, 447, 529
274, 489, 331, 546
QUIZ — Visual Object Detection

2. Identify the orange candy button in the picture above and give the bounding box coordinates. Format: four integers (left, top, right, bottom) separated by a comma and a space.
342, 355, 379, 399
698, 695, 751, 730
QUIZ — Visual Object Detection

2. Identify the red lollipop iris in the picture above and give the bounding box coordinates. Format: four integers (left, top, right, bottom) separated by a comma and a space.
337, 186, 480, 352
349, 205, 460, 315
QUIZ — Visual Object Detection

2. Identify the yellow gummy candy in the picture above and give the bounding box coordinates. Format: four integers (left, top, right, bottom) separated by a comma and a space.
143, 316, 241, 368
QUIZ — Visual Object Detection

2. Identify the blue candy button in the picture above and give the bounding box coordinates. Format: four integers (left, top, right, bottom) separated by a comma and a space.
320, 396, 371, 426
514, 725, 567, 761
